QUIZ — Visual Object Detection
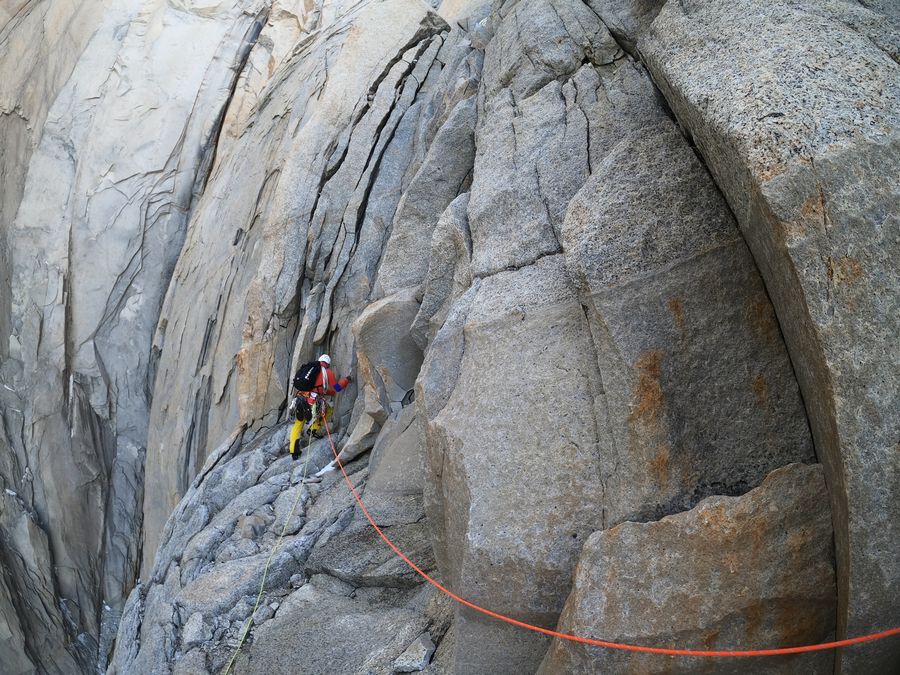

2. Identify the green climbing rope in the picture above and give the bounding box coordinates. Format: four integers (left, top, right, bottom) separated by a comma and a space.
222, 433, 315, 674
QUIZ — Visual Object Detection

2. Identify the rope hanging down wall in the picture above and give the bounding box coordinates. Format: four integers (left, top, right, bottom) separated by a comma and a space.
322, 420, 900, 659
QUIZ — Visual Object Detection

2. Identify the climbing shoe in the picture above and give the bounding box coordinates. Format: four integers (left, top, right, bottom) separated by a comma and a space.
291, 450, 300, 461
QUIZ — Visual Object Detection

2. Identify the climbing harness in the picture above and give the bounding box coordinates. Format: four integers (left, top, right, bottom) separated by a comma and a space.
319, 418, 900, 659
222, 432, 316, 675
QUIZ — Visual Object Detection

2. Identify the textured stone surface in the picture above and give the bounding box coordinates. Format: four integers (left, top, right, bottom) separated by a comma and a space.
586, 0, 665, 55
109, 422, 441, 675
363, 404, 427, 527
0, 0, 118, 359
410, 193, 472, 350
467, 0, 623, 277
232, 582, 429, 675
182, 612, 212, 650
642, 2, 900, 669
140, 0, 477, 579
5, 1, 895, 673
1, 1, 269, 669
354, 289, 425, 422
562, 118, 814, 525
540, 464, 836, 675
394, 633, 437, 672
376, 95, 477, 296
419, 254, 606, 674
142, 0, 452, 574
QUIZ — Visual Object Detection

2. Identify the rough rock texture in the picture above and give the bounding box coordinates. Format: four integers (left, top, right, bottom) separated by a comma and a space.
539, 463, 837, 674
2, 0, 897, 673
0, 0, 118, 359
363, 404, 427, 527
140, 0, 481, 578
418, 254, 608, 673
394, 633, 437, 672
562, 118, 814, 525
586, 0, 664, 55
641, 1, 900, 669
354, 289, 425, 429
410, 193, 472, 349
468, 0, 623, 277
1, 1, 269, 669
108, 422, 451, 675
415, 4, 821, 671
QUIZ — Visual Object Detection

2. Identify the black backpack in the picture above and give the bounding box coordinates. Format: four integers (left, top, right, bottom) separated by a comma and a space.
293, 362, 320, 391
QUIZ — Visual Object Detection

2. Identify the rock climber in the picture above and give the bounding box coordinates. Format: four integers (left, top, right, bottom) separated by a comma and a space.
288, 354, 351, 459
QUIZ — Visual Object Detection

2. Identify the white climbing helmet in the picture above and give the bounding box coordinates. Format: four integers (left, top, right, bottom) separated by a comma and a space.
317, 354, 331, 365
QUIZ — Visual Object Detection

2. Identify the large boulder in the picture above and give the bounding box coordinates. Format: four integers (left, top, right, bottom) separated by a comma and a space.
540, 463, 836, 675
353, 289, 425, 420
562, 118, 814, 525
642, 2, 900, 668
418, 254, 606, 674
362, 404, 427, 527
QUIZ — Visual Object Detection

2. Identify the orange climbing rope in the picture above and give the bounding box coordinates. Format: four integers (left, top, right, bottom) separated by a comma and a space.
322, 419, 900, 658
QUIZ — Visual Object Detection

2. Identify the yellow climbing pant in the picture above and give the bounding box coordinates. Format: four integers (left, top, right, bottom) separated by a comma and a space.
289, 419, 305, 455
289, 401, 333, 454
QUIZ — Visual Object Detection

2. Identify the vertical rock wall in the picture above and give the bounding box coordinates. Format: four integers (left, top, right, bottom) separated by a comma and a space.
2, 1, 896, 673
140, 0, 467, 577
639, 1, 900, 670
1, 0, 270, 670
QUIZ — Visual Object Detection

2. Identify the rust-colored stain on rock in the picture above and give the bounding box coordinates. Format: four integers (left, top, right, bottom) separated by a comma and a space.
667, 297, 686, 333
749, 514, 767, 561
630, 350, 665, 422
745, 297, 779, 343
745, 600, 764, 641
752, 373, 769, 406
827, 255, 863, 285
787, 527, 812, 564
698, 505, 738, 542
648, 445, 670, 485
756, 161, 787, 182
701, 626, 721, 651
775, 600, 821, 645
799, 194, 824, 218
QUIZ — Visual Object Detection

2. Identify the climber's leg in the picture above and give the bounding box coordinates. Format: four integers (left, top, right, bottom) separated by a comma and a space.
289, 419, 304, 457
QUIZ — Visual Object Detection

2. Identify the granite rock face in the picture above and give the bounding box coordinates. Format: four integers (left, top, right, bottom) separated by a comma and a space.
539, 463, 837, 675
108, 424, 450, 675
641, 1, 900, 669
562, 118, 814, 525
2, 0, 897, 673
1, 1, 269, 669
418, 254, 607, 673
140, 0, 478, 576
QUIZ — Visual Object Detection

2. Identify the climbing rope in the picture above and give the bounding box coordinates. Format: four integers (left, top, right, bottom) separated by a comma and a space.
321, 418, 900, 658
222, 428, 316, 675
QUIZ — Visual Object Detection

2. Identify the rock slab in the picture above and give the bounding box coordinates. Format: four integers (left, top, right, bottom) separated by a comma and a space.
642, 2, 900, 669
540, 463, 836, 675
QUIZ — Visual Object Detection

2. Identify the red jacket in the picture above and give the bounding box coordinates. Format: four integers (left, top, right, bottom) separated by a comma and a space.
300, 365, 349, 402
